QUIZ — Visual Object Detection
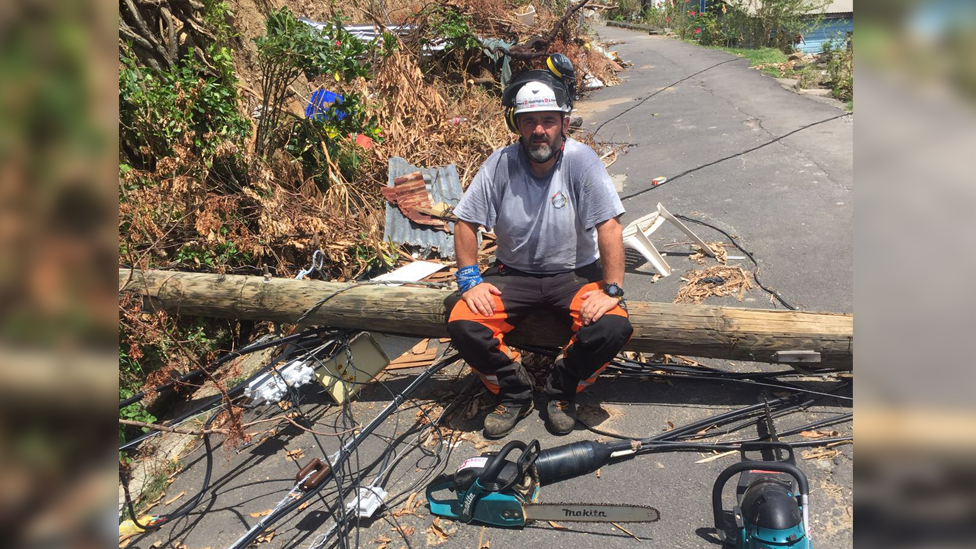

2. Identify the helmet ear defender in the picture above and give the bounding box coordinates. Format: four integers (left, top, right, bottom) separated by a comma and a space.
505, 107, 518, 133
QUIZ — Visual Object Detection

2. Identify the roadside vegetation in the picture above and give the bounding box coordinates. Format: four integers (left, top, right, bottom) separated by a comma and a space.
610, 0, 853, 108
118, 0, 622, 451
709, 37, 853, 109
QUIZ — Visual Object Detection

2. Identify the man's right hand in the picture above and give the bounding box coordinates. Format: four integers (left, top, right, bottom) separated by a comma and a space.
462, 282, 502, 316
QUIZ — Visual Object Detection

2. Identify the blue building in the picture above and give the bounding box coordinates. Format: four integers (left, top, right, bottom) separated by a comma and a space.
798, 0, 853, 54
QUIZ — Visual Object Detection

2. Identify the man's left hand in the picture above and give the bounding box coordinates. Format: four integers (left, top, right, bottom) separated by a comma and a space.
578, 291, 621, 326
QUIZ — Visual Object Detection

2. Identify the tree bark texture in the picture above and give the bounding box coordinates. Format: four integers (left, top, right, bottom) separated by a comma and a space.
120, 268, 853, 370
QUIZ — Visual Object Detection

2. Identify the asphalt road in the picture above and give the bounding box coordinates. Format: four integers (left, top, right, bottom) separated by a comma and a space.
128, 23, 853, 549
580, 25, 853, 313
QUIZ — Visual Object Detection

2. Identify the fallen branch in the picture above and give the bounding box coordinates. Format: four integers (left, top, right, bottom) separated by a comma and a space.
503, 0, 592, 61
280, 414, 363, 437
119, 418, 228, 436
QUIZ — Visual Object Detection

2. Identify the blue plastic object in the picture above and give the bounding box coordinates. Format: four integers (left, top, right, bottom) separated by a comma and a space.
740, 523, 808, 548
306, 88, 345, 122
712, 443, 811, 549
427, 440, 542, 528
426, 477, 535, 528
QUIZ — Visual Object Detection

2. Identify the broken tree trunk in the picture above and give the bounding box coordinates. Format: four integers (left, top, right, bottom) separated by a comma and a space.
119, 268, 853, 370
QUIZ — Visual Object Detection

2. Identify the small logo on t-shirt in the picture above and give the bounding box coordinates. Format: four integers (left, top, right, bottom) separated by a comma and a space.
551, 191, 567, 209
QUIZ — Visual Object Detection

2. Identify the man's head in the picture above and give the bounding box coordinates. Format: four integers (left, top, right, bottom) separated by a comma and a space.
516, 108, 569, 163
511, 80, 571, 164
501, 56, 576, 164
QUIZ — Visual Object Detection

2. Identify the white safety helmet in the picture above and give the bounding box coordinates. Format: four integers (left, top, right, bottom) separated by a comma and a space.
512, 81, 571, 116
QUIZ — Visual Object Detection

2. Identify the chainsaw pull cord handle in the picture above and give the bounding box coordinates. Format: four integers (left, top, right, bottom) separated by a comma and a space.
711, 461, 810, 544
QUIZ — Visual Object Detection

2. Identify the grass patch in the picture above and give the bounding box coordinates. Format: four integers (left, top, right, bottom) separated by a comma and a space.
793, 64, 824, 89
120, 460, 182, 522
709, 46, 788, 76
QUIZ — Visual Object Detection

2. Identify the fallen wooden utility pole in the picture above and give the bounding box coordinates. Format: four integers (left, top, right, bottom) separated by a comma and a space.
119, 269, 853, 370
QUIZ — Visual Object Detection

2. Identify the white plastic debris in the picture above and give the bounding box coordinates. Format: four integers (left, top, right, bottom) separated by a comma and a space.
245, 359, 316, 405
584, 73, 605, 90
346, 486, 388, 518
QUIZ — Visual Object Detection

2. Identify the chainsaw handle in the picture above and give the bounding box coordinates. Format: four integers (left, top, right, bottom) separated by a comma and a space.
479, 440, 527, 487
426, 474, 461, 520
738, 441, 796, 463
516, 440, 540, 476
711, 461, 810, 542
498, 439, 540, 493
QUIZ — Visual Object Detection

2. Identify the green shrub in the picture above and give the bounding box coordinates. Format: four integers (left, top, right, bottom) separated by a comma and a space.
648, 0, 831, 52
253, 8, 381, 186
254, 7, 374, 158
119, 44, 251, 167
422, 5, 481, 52
118, 312, 231, 457
611, 0, 646, 23
729, 0, 831, 51
119, 333, 156, 459
822, 34, 853, 101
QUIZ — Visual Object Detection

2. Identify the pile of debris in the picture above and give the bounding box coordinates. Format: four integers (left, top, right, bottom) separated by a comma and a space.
674, 265, 754, 305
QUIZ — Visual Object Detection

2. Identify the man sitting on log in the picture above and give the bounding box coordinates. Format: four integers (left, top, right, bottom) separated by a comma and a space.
446, 55, 632, 439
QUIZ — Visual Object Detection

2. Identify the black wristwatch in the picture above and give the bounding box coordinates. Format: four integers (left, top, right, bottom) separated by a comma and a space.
603, 283, 624, 299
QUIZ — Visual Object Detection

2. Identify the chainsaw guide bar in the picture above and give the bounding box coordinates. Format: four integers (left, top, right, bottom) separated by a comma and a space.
523, 502, 660, 523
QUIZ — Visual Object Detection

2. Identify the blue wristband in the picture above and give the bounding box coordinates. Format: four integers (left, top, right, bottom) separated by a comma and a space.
454, 265, 483, 293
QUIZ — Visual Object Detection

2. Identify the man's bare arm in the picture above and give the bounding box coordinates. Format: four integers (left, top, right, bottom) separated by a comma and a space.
453, 220, 501, 316
578, 217, 626, 326
454, 220, 481, 267
596, 216, 625, 286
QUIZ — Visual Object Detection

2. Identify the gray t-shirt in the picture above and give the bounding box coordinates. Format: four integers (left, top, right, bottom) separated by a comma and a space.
454, 138, 625, 274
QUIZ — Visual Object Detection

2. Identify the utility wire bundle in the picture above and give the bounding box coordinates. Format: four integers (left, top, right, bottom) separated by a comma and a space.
120, 333, 850, 549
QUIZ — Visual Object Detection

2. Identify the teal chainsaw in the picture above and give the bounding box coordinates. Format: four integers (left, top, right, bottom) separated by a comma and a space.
426, 439, 659, 527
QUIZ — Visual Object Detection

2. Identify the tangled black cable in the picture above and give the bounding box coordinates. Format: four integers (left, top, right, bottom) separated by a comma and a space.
608, 357, 850, 401
307, 348, 480, 549
305, 378, 480, 549
580, 386, 852, 450
226, 352, 463, 549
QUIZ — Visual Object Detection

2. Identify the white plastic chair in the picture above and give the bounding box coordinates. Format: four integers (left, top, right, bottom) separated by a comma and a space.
622, 203, 714, 277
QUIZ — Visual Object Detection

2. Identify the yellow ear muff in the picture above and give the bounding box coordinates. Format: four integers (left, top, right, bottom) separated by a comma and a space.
505, 108, 518, 133
546, 56, 563, 79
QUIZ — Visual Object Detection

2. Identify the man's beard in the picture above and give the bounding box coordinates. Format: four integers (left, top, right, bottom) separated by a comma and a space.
526, 141, 553, 162
525, 134, 558, 163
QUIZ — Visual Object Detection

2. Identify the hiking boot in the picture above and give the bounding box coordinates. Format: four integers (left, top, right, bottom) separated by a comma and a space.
545, 399, 577, 435
483, 400, 534, 439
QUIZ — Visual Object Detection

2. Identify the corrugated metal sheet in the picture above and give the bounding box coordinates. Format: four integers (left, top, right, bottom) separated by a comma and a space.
799, 15, 853, 54
298, 20, 447, 52
384, 158, 464, 259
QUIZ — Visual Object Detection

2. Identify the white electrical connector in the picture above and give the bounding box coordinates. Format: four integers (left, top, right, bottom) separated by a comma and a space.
345, 486, 387, 519
245, 359, 316, 405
